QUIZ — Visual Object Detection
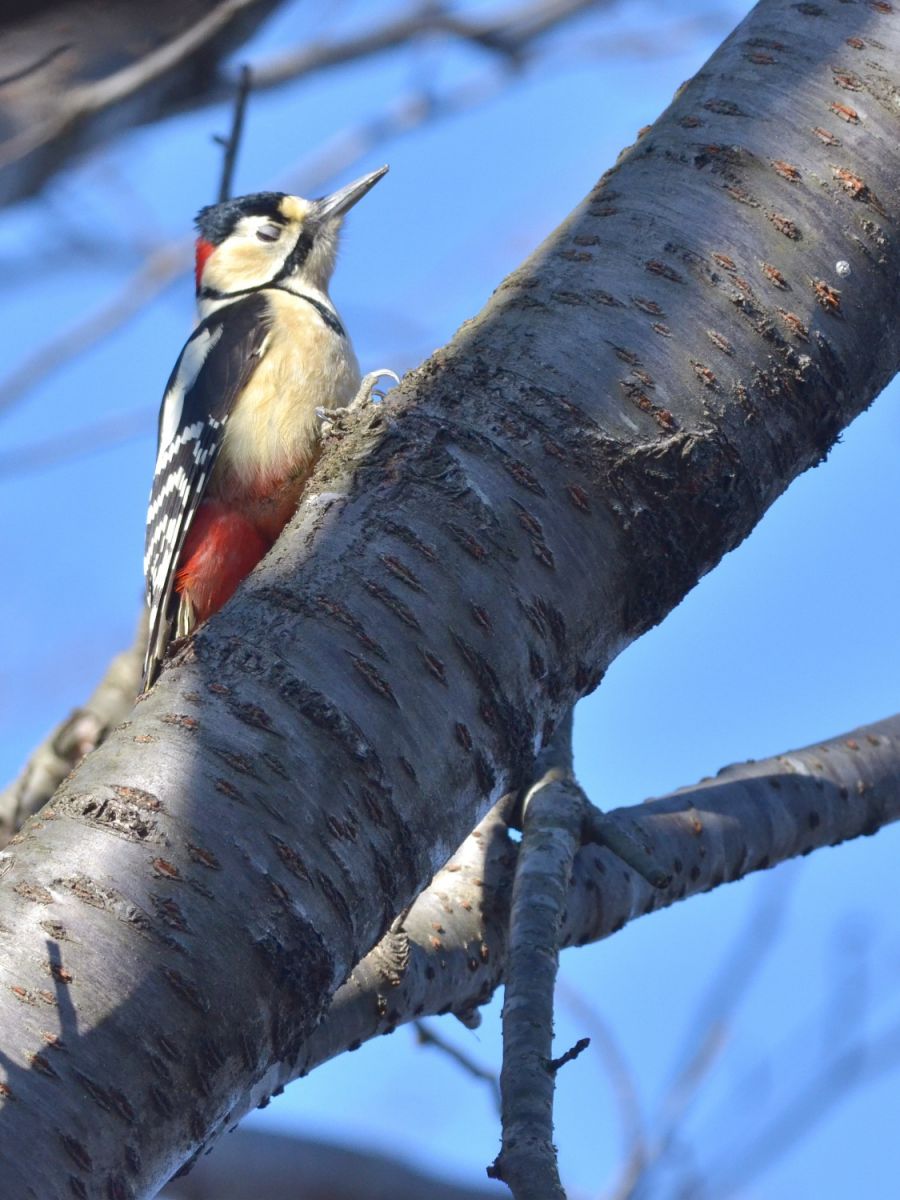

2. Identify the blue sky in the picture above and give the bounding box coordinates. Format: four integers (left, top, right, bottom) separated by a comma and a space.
2, 2, 900, 1196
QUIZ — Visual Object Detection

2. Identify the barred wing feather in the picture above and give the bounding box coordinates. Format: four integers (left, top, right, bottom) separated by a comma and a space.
142, 293, 271, 688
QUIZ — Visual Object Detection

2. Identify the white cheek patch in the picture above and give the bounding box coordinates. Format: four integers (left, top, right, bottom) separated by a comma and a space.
204, 232, 295, 294
239, 213, 300, 278
158, 326, 223, 450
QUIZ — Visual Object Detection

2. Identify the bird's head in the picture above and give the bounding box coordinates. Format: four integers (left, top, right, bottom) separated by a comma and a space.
193, 165, 388, 303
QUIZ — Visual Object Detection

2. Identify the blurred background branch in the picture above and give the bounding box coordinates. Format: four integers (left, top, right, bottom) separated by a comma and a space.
0, 0, 607, 207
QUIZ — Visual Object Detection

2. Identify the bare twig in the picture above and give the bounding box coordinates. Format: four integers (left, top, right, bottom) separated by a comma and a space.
414, 1020, 502, 1113
215, 64, 253, 202
548, 1037, 590, 1073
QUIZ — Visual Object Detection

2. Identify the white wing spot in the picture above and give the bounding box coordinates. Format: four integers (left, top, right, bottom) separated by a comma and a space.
158, 326, 224, 451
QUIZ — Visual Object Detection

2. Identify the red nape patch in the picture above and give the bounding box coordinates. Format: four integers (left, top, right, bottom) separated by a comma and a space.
194, 238, 215, 290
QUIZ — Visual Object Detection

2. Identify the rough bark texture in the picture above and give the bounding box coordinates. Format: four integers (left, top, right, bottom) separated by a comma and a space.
491, 733, 581, 1199
0, 2, 898, 1195
233, 713, 900, 1122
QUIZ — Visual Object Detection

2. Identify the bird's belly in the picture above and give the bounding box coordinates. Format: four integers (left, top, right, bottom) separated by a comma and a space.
212, 308, 360, 515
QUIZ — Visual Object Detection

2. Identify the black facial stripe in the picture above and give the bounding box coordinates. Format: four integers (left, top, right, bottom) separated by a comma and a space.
272, 228, 315, 283
296, 293, 345, 337
198, 284, 345, 337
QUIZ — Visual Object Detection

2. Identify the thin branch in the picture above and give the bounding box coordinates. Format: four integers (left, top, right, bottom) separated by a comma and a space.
215, 64, 253, 202
242, 714, 900, 1130
485, 705, 669, 1199
583, 807, 671, 889
414, 1020, 502, 1113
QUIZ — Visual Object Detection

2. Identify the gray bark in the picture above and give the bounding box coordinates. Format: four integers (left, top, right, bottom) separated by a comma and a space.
491, 713, 580, 1198
0, 1, 898, 1195
234, 713, 900, 1122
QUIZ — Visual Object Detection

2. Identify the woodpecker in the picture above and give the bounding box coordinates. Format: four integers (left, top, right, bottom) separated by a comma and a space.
142, 165, 389, 689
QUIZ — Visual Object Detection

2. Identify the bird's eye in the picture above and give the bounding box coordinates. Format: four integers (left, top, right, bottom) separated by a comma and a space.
256, 222, 281, 242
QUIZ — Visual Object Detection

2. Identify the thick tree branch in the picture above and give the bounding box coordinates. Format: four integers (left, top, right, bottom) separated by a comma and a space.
8, 688, 898, 1193
220, 713, 900, 1131
490, 712, 580, 1198
1, 2, 899, 1193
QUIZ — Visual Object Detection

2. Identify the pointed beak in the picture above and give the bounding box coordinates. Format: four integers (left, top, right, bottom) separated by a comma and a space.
312, 165, 388, 223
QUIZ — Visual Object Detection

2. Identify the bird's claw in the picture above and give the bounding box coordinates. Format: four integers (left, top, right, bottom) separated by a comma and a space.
352, 367, 401, 410
316, 368, 400, 435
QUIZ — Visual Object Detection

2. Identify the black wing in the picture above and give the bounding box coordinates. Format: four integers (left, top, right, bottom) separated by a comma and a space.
142, 293, 272, 688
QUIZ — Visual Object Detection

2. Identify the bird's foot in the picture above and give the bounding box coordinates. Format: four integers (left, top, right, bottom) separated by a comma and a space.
316, 368, 400, 435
